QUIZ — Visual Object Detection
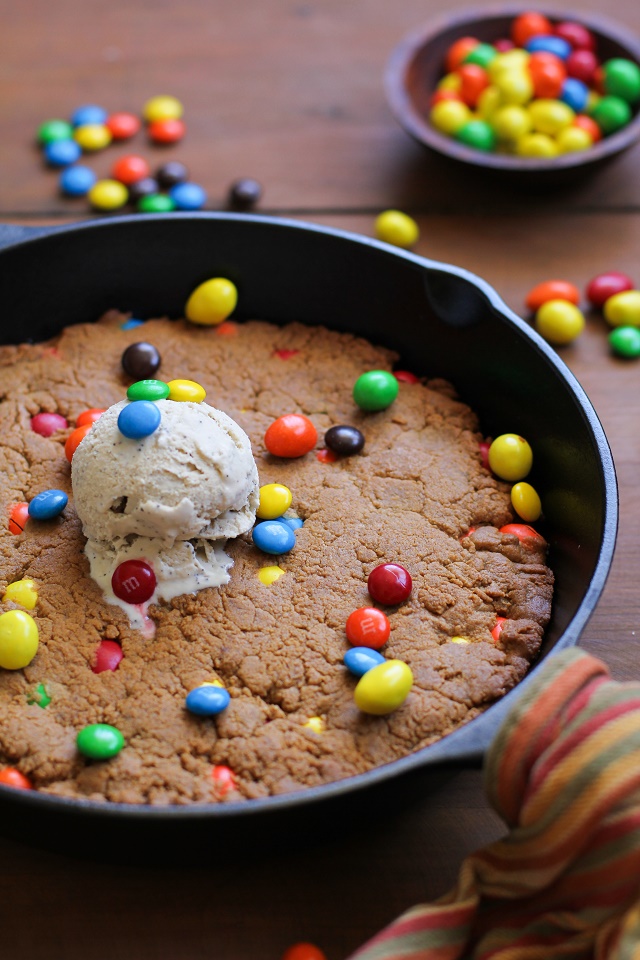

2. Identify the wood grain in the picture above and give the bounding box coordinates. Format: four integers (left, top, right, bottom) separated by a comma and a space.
2, 0, 640, 956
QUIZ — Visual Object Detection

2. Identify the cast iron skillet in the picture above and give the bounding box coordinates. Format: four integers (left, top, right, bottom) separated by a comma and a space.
0, 214, 617, 862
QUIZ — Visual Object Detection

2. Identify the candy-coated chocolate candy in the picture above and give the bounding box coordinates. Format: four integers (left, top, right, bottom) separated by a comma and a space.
77, 723, 125, 760
429, 99, 471, 135
186, 684, 231, 716
281, 942, 327, 960
303, 716, 325, 733
573, 114, 602, 142
228, 177, 263, 208
511, 481, 542, 522
456, 118, 496, 151
534, 299, 585, 344
602, 59, 640, 103
169, 182, 207, 210
111, 154, 151, 185
106, 112, 141, 140
148, 118, 186, 144
528, 53, 566, 100
525, 36, 571, 60
38, 119, 73, 144
185, 277, 238, 326
71, 104, 108, 126
603, 290, 640, 327
27, 682, 51, 708
457, 63, 490, 107
111, 559, 157, 604
488, 434, 533, 481
121, 317, 145, 330
445, 36, 480, 73
491, 616, 507, 643
438, 71, 463, 93
494, 39, 516, 54
28, 489, 68, 520
264, 414, 318, 457
76, 408, 105, 427
529, 99, 575, 135
591, 96, 631, 134
495, 69, 535, 105
354, 659, 413, 715
92, 639, 123, 673
0, 610, 39, 669
59, 164, 98, 196
511, 12, 553, 47
44, 139, 82, 167
143, 95, 184, 122
257, 565, 286, 585
499, 523, 545, 546
252, 520, 296, 555
74, 123, 112, 151
353, 370, 399, 411
275, 516, 304, 531
128, 177, 160, 203
167, 378, 206, 403
492, 105, 531, 141
324, 425, 365, 456
88, 179, 128, 210
374, 209, 419, 248
121, 341, 161, 379
156, 160, 189, 187
586, 271, 634, 307
515, 133, 558, 157
8, 502, 29, 535
138, 194, 176, 213
394, 370, 420, 384
463, 43, 497, 69
117, 399, 162, 439
211, 764, 236, 797
345, 607, 390, 650
566, 48, 598, 85
476, 85, 501, 120
554, 21, 596, 52
450, 636, 470, 644
367, 563, 412, 605
344, 646, 386, 677
316, 447, 338, 463
609, 326, 640, 358
273, 348, 300, 360
127, 379, 170, 401
556, 126, 592, 153
257, 483, 292, 520
560, 77, 589, 112
65, 423, 92, 461
31, 412, 68, 436
0, 767, 33, 790
4, 579, 37, 610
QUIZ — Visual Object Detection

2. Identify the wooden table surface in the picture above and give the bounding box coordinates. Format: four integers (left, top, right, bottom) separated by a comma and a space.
2, 1, 640, 957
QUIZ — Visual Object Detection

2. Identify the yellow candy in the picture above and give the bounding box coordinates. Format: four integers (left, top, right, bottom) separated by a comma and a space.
3, 579, 38, 610
257, 483, 292, 520
429, 100, 471, 136
303, 716, 325, 733
167, 379, 207, 403
88, 179, 128, 210
587, 90, 601, 113
528, 99, 575, 136
515, 133, 558, 158
257, 566, 286, 585
74, 124, 112, 151
374, 210, 419, 249
450, 636, 470, 644
491, 105, 532, 141
0, 610, 39, 670
603, 290, 640, 328
556, 126, 592, 153
511, 482, 542, 522
437, 72, 462, 93
354, 659, 413, 715
185, 277, 238, 326
535, 300, 585, 345
143, 95, 184, 122
488, 434, 533, 482
477, 86, 502, 120
494, 70, 534, 106
201, 679, 225, 688
488, 49, 530, 79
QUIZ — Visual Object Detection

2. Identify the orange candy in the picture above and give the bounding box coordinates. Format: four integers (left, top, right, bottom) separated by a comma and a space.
0, 767, 32, 790
264, 414, 318, 458
76, 408, 106, 427
430, 88, 464, 107
491, 617, 507, 644
281, 945, 327, 960
8, 502, 29, 535
499, 523, 545, 546
511, 11, 553, 48
211, 764, 236, 798
457, 63, 490, 107
525, 279, 581, 312
65, 423, 93, 462
445, 36, 480, 73
528, 52, 567, 99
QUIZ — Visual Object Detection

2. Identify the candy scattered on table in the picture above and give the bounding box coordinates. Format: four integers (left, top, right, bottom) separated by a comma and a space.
3, 578, 38, 610
137, 193, 176, 213
76, 723, 125, 760
59, 164, 97, 196
345, 607, 390, 649
374, 209, 419, 248
88, 179, 128, 210
111, 559, 157, 604
609, 326, 640, 358
264, 413, 318, 457
586, 271, 634, 307
354, 659, 413, 715
525, 278, 580, 310
156, 160, 189, 187
0, 610, 39, 670
534, 299, 585, 344
603, 290, 640, 327
228, 176, 263, 208
112, 154, 151, 185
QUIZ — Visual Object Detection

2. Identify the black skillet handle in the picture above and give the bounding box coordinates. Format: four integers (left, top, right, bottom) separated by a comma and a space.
0, 223, 63, 250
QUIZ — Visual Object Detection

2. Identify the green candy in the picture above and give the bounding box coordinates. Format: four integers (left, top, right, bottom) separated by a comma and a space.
609, 325, 640, 358
462, 43, 497, 69
77, 723, 125, 760
127, 379, 170, 401
455, 119, 496, 152
590, 96, 632, 135
353, 370, 399, 411
138, 194, 176, 213
603, 58, 640, 104
37, 119, 73, 144
27, 682, 51, 708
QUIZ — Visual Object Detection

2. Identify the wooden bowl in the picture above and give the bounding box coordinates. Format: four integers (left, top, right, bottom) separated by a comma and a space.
384, 5, 640, 184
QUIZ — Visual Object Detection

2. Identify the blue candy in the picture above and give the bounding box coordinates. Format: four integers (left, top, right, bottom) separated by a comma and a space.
59, 164, 97, 197
71, 104, 108, 127
44, 139, 82, 167
560, 78, 589, 113
120, 318, 145, 330
185, 684, 231, 716
344, 646, 386, 677
28, 489, 68, 520
525, 35, 571, 59
252, 519, 296, 554
168, 182, 208, 210
118, 400, 161, 439
275, 516, 304, 531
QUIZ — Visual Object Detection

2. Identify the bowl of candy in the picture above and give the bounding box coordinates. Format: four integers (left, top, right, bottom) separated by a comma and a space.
385, 6, 640, 182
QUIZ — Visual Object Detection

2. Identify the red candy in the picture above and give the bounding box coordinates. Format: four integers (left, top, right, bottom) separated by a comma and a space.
8, 502, 29, 535
92, 639, 124, 673
491, 617, 507, 644
111, 559, 157, 604
0, 767, 33, 790
211, 764, 237, 797
554, 21, 596, 52
566, 49, 599, 85
345, 607, 391, 649
367, 563, 412, 605
265, 414, 318, 458
30, 412, 68, 436
76, 408, 106, 427
106, 112, 141, 140
445, 36, 479, 73
65, 423, 92, 462
499, 523, 545, 546
281, 945, 327, 960
316, 448, 338, 463
457, 63, 489, 107
430, 89, 463, 107
148, 118, 185, 144
586, 271, 635, 308
112, 154, 151, 185
273, 348, 300, 360
394, 370, 420, 383
511, 12, 553, 47
478, 440, 491, 470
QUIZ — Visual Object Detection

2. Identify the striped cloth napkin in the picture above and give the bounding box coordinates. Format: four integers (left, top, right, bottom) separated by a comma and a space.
349, 648, 640, 960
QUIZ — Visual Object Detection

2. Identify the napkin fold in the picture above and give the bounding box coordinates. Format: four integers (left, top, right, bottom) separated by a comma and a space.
349, 648, 640, 960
